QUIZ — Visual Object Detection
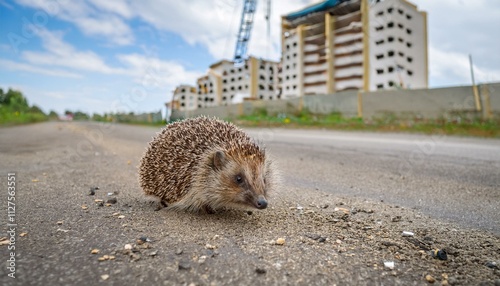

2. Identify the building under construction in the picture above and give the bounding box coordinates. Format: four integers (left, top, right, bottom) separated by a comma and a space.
172, 56, 280, 112
169, 0, 428, 113
281, 0, 427, 98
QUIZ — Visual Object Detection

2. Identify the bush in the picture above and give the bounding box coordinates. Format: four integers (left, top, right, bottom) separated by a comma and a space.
0, 88, 48, 125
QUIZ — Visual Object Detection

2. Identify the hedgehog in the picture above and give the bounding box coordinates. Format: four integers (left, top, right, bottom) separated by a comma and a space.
138, 116, 277, 213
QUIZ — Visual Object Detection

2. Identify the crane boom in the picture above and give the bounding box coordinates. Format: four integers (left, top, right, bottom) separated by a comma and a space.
234, 0, 257, 64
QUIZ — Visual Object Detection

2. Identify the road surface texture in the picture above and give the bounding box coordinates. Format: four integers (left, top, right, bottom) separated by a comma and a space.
0, 121, 499, 285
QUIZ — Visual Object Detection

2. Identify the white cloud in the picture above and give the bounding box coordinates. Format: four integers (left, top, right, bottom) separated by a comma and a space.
429, 45, 500, 86
21, 28, 128, 75
8, 25, 202, 87
117, 53, 203, 89
15, 0, 134, 45
410, 0, 500, 85
86, 0, 132, 19
0, 58, 81, 78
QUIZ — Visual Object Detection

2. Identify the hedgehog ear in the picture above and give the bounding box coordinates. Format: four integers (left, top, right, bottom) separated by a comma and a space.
213, 151, 226, 171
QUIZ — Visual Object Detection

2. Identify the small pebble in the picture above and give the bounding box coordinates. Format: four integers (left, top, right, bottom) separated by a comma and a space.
130, 253, 141, 262
402, 231, 414, 237
384, 261, 395, 270
118, 215, 125, 219
101, 274, 109, 280
106, 197, 117, 204
19, 232, 28, 237
318, 237, 326, 243
391, 216, 402, 222
89, 187, 99, 196
198, 255, 207, 264
124, 244, 133, 250
276, 238, 286, 245
334, 207, 350, 214
81, 205, 88, 210
205, 244, 216, 250
255, 267, 266, 274
425, 274, 436, 283
57, 221, 63, 225
178, 261, 191, 271
485, 261, 498, 269
432, 249, 448, 260
91, 249, 100, 254
175, 249, 183, 255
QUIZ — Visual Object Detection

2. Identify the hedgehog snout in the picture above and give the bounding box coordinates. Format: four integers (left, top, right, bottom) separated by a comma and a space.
255, 195, 268, 209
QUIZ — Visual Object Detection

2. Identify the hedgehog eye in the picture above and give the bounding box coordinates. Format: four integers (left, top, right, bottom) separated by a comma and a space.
235, 175, 243, 184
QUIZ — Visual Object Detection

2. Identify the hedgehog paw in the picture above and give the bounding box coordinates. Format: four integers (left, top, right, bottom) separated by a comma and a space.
154, 201, 168, 211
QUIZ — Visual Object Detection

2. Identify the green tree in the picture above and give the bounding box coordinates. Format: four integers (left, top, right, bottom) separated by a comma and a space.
48, 110, 59, 119
29, 105, 46, 115
4, 89, 29, 111
73, 111, 90, 120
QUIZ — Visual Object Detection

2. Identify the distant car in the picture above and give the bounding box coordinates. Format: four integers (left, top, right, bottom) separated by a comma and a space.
58, 114, 73, 121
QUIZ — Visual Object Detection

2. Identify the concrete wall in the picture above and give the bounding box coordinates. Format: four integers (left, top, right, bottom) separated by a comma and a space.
362, 85, 477, 119
171, 83, 500, 121
482, 82, 500, 118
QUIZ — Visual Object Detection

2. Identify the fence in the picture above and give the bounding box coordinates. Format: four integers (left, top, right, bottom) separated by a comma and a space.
171, 82, 500, 121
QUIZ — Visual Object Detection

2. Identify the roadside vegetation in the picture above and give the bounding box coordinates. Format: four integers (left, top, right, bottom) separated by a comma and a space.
0, 88, 56, 125
233, 108, 500, 138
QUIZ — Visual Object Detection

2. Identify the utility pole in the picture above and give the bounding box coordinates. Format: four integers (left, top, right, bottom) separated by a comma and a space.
469, 54, 481, 111
265, 0, 271, 59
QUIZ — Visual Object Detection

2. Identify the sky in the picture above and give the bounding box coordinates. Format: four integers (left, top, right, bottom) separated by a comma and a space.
1, 0, 499, 115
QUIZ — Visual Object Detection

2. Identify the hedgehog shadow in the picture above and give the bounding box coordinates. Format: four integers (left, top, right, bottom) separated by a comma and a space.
139, 198, 270, 231
165, 207, 268, 228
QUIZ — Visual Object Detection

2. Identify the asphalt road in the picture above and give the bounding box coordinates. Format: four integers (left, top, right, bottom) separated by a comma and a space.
245, 127, 500, 234
0, 121, 499, 285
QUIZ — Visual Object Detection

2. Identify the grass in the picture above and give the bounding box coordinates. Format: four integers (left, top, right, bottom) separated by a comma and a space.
0, 109, 49, 126
232, 109, 500, 138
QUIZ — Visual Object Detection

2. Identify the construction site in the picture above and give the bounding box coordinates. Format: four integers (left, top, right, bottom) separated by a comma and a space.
170, 0, 428, 113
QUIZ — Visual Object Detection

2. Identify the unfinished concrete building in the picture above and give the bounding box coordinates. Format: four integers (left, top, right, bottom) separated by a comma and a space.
172, 84, 198, 111
281, 0, 427, 98
209, 57, 280, 105
196, 71, 222, 109
184, 56, 279, 109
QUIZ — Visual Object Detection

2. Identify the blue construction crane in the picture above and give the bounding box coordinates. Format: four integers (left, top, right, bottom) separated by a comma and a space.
234, 0, 257, 65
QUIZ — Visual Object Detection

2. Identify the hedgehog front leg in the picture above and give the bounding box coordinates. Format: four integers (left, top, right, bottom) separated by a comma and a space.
203, 205, 216, 214
155, 200, 168, 211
